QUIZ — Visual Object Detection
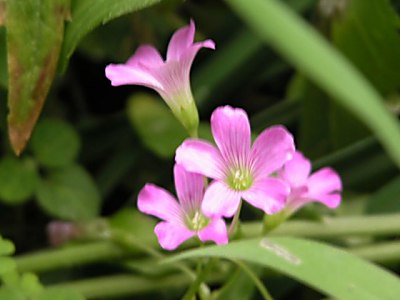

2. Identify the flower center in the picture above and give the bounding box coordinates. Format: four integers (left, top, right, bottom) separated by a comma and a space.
227, 168, 253, 191
186, 211, 209, 231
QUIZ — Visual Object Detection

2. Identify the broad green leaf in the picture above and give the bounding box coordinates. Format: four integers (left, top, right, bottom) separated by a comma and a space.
226, 0, 400, 168
127, 93, 187, 158
6, 0, 70, 155
0, 156, 39, 204
167, 237, 400, 300
59, 0, 162, 71
35, 288, 85, 300
36, 165, 101, 221
30, 119, 80, 168
365, 176, 400, 214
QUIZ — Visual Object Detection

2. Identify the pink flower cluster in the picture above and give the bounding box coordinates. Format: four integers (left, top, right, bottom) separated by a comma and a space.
137, 105, 341, 250
106, 22, 342, 251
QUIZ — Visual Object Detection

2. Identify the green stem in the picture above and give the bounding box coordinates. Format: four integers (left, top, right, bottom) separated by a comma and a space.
228, 201, 243, 236
107, 228, 211, 295
268, 214, 400, 238
49, 272, 224, 300
43, 241, 400, 299
182, 259, 214, 300
15, 241, 128, 273
349, 240, 400, 265
232, 259, 274, 300
15, 214, 400, 273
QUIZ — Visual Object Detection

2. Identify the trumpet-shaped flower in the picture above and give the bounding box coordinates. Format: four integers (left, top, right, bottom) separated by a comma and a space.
137, 164, 228, 250
176, 106, 295, 218
105, 20, 215, 136
278, 151, 342, 215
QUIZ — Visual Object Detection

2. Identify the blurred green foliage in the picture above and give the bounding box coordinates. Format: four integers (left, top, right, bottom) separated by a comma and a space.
1, 0, 400, 299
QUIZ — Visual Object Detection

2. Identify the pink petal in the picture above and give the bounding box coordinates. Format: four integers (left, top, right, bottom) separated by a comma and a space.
307, 167, 342, 196
175, 139, 224, 179
154, 221, 195, 250
250, 125, 295, 178
137, 184, 183, 223
154, 60, 191, 103
311, 193, 341, 208
202, 181, 241, 217
105, 64, 162, 90
167, 20, 196, 61
211, 106, 251, 167
279, 151, 311, 188
241, 178, 289, 214
198, 218, 228, 245
126, 45, 164, 68
174, 164, 204, 213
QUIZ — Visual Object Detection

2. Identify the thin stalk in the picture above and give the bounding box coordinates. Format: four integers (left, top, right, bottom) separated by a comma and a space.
232, 259, 274, 300
228, 201, 243, 236
268, 213, 400, 238
349, 240, 400, 265
107, 228, 211, 295
15, 214, 400, 273
15, 241, 128, 273
49, 272, 225, 299
182, 258, 215, 300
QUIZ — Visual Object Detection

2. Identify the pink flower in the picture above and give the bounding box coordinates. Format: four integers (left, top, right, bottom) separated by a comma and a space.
175, 106, 295, 218
137, 164, 228, 250
278, 151, 342, 215
105, 20, 215, 136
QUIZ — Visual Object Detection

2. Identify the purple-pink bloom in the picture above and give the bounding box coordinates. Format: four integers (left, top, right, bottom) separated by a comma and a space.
278, 151, 342, 215
175, 106, 295, 218
105, 20, 215, 136
137, 164, 228, 250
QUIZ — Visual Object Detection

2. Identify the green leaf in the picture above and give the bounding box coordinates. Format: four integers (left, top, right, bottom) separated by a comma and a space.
59, 0, 162, 71
35, 288, 85, 300
167, 237, 400, 300
331, 0, 400, 95
0, 287, 24, 300
0, 258, 16, 275
365, 176, 400, 214
0, 156, 39, 204
287, 75, 333, 158
0, 237, 15, 256
0, 27, 6, 88
30, 119, 80, 168
326, 0, 400, 149
226, 0, 400, 168
36, 165, 101, 221
213, 268, 258, 300
20, 273, 43, 296
109, 208, 157, 245
6, 0, 70, 155
127, 93, 187, 159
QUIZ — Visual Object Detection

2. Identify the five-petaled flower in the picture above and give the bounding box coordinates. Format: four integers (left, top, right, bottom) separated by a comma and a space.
105, 20, 215, 136
175, 105, 296, 218
278, 151, 342, 215
137, 164, 228, 250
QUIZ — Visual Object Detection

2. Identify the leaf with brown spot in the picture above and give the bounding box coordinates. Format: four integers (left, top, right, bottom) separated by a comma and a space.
6, 0, 70, 155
